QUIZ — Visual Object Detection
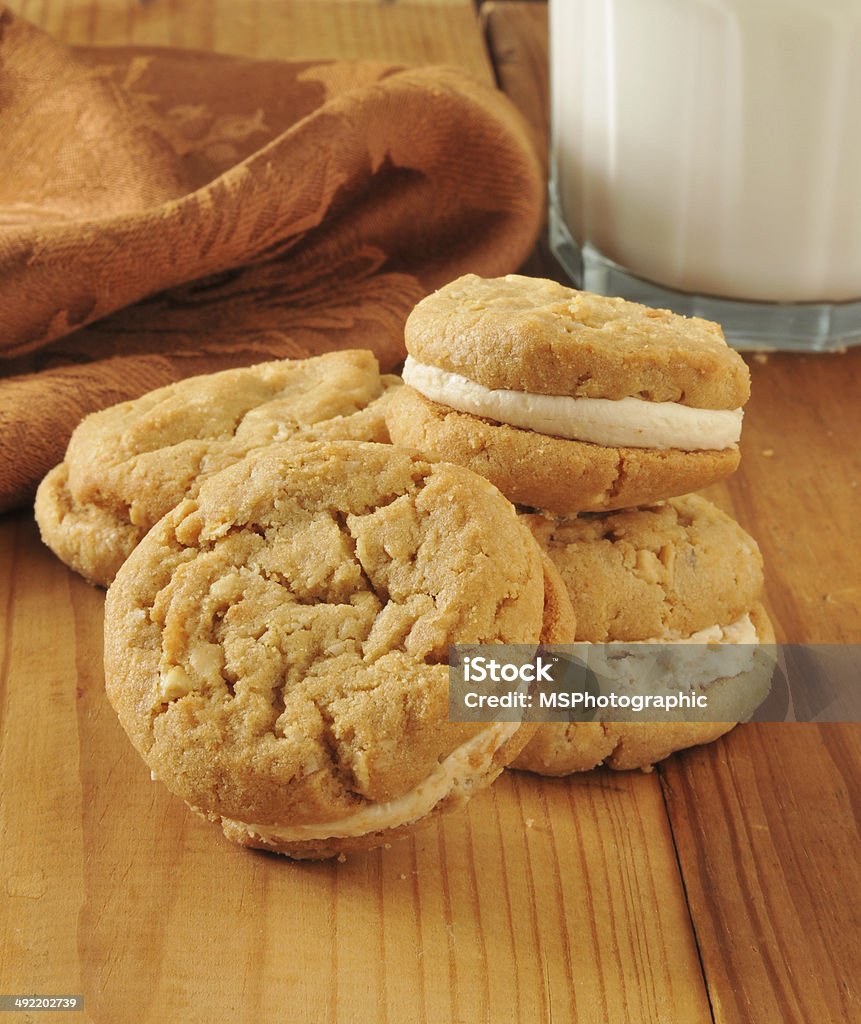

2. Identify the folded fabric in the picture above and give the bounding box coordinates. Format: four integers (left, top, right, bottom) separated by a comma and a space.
0, 8, 542, 511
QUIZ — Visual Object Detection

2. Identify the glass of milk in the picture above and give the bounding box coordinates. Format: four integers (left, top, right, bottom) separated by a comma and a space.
549, 0, 861, 350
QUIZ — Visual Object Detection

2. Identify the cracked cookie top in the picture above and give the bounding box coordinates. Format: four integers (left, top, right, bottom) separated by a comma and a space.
405, 274, 749, 409
522, 494, 764, 641
35, 349, 399, 586
104, 440, 546, 834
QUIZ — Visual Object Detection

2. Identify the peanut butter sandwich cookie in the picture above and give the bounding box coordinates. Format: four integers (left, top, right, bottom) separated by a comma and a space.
36, 350, 399, 586
386, 274, 749, 514
104, 440, 565, 859
511, 494, 775, 774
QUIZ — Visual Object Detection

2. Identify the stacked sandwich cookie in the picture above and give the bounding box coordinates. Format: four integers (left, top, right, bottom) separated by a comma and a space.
387, 273, 747, 513
510, 497, 775, 774
386, 273, 774, 773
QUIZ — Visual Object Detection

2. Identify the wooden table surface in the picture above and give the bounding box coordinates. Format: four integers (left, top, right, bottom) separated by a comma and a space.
1, 3, 859, 1023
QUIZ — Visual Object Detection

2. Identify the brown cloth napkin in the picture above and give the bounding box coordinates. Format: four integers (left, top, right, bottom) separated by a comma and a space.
0, 8, 543, 512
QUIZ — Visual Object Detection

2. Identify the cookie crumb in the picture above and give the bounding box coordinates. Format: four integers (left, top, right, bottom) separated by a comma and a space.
761, 448, 775, 458
399, 873, 407, 880
337, 853, 347, 864
752, 352, 770, 364
525, 818, 535, 829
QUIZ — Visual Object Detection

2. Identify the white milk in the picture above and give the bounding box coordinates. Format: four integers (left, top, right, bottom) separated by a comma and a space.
551, 0, 861, 303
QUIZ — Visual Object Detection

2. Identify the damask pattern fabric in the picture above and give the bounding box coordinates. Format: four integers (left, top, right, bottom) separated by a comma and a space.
0, 8, 542, 510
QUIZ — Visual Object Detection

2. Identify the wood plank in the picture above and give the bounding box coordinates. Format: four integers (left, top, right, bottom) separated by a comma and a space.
482, 0, 548, 174
500, 769, 713, 1023
0, 516, 89, 1004
660, 724, 861, 1024
727, 348, 861, 643
481, 2, 564, 282
4, 0, 496, 81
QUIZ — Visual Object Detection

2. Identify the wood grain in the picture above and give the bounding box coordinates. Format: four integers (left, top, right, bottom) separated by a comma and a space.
9, 0, 495, 80
482, 0, 548, 174
661, 723, 861, 1024
0, 517, 89, 1004
729, 349, 861, 644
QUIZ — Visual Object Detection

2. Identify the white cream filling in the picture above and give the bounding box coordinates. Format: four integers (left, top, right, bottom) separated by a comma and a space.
586, 613, 760, 692
402, 356, 742, 451
225, 721, 520, 843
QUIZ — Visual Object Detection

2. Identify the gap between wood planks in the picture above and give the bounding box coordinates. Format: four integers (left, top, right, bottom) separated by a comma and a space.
657, 762, 719, 1024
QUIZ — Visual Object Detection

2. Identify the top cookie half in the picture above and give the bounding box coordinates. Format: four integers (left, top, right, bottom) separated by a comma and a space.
405, 274, 749, 409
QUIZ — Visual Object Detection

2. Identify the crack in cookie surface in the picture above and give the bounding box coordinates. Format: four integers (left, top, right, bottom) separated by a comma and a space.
522, 495, 764, 642
36, 352, 399, 586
